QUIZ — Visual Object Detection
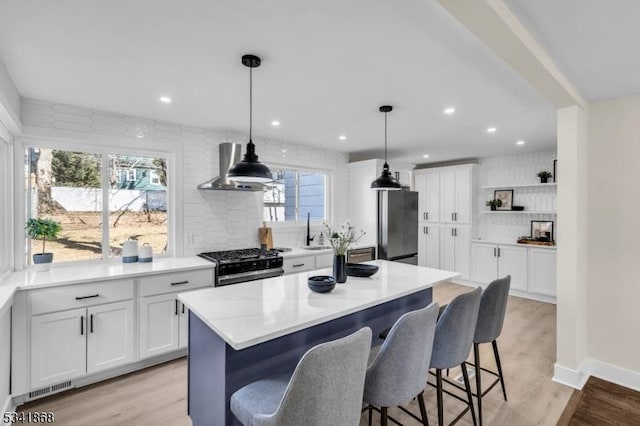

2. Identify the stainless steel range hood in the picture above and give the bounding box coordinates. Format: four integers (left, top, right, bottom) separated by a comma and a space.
197, 143, 264, 191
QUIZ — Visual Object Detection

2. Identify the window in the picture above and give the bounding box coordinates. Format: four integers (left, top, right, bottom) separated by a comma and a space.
263, 167, 327, 223
150, 170, 160, 185
25, 147, 169, 264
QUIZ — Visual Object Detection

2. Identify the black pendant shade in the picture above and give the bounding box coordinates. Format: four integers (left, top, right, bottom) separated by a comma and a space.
371, 105, 402, 191
228, 54, 273, 183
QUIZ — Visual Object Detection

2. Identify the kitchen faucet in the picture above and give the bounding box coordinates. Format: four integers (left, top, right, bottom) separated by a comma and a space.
306, 212, 315, 246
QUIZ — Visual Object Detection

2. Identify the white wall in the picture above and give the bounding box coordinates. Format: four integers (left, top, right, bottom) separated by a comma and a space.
19, 98, 349, 258
586, 94, 640, 381
476, 151, 557, 242
0, 57, 20, 134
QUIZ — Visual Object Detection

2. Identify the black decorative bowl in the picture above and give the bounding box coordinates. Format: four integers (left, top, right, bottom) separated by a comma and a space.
307, 276, 336, 293
511, 206, 525, 211
346, 263, 379, 277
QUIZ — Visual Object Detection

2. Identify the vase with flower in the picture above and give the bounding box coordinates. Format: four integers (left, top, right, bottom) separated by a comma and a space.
323, 222, 365, 283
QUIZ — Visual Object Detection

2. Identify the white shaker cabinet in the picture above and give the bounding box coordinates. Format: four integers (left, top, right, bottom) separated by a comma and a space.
414, 171, 439, 223
440, 225, 471, 280
86, 301, 134, 374
471, 243, 498, 285
528, 248, 557, 296
31, 308, 87, 389
439, 167, 472, 224
418, 224, 440, 269
139, 293, 184, 359
497, 246, 528, 291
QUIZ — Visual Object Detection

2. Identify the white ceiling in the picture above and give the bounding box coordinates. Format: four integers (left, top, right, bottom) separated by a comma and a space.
506, 0, 640, 102
0, 0, 556, 163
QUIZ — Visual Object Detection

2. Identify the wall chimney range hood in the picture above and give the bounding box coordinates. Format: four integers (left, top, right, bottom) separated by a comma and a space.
197, 143, 264, 191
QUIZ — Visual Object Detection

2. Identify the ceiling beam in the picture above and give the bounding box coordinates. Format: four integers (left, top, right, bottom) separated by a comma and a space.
437, 0, 586, 109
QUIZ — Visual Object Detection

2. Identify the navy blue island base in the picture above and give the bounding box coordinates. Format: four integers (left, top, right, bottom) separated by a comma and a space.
187, 287, 433, 426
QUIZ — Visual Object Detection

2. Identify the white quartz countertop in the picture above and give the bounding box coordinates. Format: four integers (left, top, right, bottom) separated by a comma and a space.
471, 239, 557, 250
179, 260, 458, 350
0, 257, 216, 311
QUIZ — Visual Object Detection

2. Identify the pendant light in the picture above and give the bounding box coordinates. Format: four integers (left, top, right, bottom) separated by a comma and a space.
227, 54, 273, 183
371, 105, 402, 190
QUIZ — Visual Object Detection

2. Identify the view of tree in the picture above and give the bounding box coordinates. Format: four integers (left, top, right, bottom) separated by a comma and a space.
152, 158, 167, 186
52, 150, 101, 188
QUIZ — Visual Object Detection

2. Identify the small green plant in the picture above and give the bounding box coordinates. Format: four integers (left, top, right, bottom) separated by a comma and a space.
26, 218, 62, 254
485, 199, 503, 208
537, 171, 553, 179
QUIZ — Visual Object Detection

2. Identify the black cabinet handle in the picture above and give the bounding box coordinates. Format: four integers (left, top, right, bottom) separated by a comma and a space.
454, 228, 458, 237
426, 227, 429, 235
426, 212, 429, 220
451, 228, 454, 237
80, 316, 84, 335
171, 280, 189, 286
90, 314, 94, 333
494, 247, 497, 257
451, 212, 455, 221
175, 300, 179, 316
455, 212, 458, 221
292, 263, 305, 267
76, 294, 99, 300
182, 302, 185, 314
498, 248, 501, 257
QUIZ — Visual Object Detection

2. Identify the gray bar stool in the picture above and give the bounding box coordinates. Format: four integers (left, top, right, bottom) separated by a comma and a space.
470, 275, 511, 426
428, 287, 482, 426
364, 302, 440, 426
230, 327, 372, 426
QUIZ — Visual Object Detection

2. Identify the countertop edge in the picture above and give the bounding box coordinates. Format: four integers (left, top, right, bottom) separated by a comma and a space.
471, 239, 557, 250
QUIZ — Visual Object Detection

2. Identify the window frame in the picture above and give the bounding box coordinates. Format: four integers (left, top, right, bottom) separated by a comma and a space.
15, 136, 176, 268
0, 129, 13, 278
263, 163, 332, 227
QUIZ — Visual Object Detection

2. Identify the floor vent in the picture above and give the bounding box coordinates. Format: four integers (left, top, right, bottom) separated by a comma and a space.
29, 381, 72, 398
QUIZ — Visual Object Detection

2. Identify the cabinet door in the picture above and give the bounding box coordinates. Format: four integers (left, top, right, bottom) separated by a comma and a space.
454, 167, 472, 224
528, 249, 557, 296
418, 224, 440, 268
139, 293, 180, 359
440, 170, 456, 223
440, 225, 456, 273
497, 246, 528, 291
414, 174, 427, 222
179, 302, 189, 349
31, 308, 87, 388
453, 226, 471, 280
471, 243, 498, 285
87, 301, 134, 374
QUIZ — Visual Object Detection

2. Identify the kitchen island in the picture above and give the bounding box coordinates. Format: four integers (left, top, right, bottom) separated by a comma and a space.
179, 260, 458, 426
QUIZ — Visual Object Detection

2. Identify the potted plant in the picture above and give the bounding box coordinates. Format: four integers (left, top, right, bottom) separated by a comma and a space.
537, 171, 553, 184
323, 222, 365, 283
26, 218, 62, 270
485, 199, 503, 211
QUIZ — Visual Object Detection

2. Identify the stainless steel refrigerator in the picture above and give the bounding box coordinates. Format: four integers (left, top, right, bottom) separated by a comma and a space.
377, 190, 419, 264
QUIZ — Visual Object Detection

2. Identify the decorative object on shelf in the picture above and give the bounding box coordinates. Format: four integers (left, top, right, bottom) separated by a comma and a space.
517, 236, 556, 246
122, 238, 139, 263
139, 243, 153, 263
324, 222, 365, 283
494, 189, 514, 210
26, 218, 62, 270
346, 263, 379, 277
511, 206, 525, 211
531, 221, 554, 242
485, 198, 503, 211
307, 275, 336, 293
227, 54, 273, 183
537, 170, 553, 184
553, 160, 558, 182
371, 105, 402, 191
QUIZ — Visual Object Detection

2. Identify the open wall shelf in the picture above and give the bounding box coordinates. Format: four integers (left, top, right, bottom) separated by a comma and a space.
481, 183, 557, 190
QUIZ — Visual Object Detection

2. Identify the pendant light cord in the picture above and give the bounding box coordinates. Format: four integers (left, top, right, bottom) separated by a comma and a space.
384, 111, 388, 163
249, 67, 253, 141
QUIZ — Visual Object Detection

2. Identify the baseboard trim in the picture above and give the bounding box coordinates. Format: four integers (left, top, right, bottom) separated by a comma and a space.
553, 363, 588, 389
583, 358, 640, 393
450, 279, 556, 304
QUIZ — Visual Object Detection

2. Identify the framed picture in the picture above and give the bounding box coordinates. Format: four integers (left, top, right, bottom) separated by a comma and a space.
494, 190, 513, 211
553, 159, 558, 183
531, 220, 554, 242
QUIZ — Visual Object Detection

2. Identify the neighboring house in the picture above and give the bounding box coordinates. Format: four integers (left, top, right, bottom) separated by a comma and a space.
110, 156, 166, 192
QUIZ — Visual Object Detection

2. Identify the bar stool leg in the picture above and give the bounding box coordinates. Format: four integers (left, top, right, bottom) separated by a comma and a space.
381, 407, 388, 426
368, 405, 373, 426
473, 343, 483, 426
461, 363, 477, 426
492, 340, 508, 401
417, 391, 430, 426
436, 369, 444, 426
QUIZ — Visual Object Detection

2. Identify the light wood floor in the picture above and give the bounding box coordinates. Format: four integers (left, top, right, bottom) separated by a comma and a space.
18, 282, 572, 426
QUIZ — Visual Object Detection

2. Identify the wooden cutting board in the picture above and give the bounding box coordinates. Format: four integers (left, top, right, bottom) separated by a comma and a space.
259, 222, 273, 249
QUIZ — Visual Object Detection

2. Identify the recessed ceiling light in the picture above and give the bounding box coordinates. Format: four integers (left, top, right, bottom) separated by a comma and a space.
339, 135, 347, 141
443, 107, 455, 115
159, 96, 172, 104
271, 120, 280, 127
423, 154, 430, 158
516, 140, 525, 145
487, 127, 497, 133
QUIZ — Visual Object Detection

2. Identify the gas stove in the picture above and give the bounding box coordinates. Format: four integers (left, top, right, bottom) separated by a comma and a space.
198, 248, 284, 286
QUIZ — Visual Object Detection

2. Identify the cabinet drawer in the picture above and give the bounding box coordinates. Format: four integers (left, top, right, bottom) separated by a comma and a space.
283, 256, 315, 274
31, 280, 134, 316
315, 253, 334, 269
139, 269, 214, 297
